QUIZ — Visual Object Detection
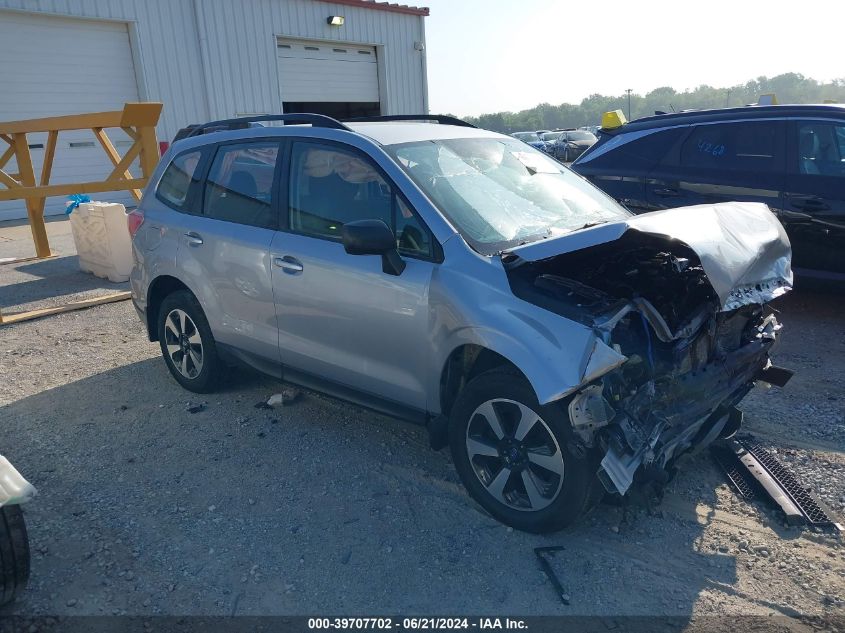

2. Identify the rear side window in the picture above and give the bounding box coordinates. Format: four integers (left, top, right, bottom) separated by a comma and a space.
157, 150, 202, 210
582, 128, 683, 171
680, 121, 780, 170
203, 142, 280, 229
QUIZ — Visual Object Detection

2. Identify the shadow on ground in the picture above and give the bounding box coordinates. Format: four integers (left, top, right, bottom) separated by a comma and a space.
0, 255, 127, 311
2, 356, 736, 618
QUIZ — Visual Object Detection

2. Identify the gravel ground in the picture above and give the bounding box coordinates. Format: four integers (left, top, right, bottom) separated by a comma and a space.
0, 219, 843, 623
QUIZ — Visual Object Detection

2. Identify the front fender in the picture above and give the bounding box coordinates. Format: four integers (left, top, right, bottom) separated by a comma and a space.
438, 322, 626, 407
428, 236, 627, 412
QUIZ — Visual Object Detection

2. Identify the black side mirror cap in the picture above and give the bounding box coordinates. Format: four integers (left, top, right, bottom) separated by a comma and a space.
341, 219, 406, 276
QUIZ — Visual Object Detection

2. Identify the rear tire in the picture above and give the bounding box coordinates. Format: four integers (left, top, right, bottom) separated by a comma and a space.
448, 369, 600, 533
157, 290, 223, 393
0, 505, 30, 607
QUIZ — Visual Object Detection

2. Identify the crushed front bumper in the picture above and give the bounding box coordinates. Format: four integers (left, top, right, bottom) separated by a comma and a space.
596, 334, 784, 495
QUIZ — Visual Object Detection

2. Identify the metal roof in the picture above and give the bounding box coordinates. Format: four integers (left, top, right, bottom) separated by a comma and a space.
314, 0, 430, 16
347, 122, 503, 145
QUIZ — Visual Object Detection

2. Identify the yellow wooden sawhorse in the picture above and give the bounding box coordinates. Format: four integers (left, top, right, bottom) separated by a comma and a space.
0, 102, 162, 325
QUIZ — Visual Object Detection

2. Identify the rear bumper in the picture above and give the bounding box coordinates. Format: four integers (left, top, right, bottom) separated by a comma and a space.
131, 297, 154, 341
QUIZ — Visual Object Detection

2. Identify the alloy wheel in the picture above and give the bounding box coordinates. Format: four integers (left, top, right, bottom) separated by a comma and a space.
465, 398, 565, 511
163, 309, 203, 379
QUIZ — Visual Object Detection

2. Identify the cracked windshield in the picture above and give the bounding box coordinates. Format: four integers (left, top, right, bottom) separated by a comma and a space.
388, 137, 630, 251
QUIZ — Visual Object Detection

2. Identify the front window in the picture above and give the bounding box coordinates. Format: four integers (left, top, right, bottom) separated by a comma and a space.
386, 137, 630, 253
796, 122, 845, 176
541, 132, 562, 142
513, 132, 541, 143
567, 131, 597, 142
288, 141, 435, 259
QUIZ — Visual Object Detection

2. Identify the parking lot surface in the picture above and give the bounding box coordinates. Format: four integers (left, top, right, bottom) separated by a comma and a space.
1, 218, 843, 621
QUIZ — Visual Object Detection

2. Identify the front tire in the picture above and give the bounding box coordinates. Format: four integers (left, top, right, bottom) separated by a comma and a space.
157, 290, 223, 393
0, 505, 30, 607
448, 369, 599, 533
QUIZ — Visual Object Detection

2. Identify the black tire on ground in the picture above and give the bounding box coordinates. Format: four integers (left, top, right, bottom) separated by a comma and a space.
0, 505, 30, 607
157, 289, 223, 393
448, 368, 601, 533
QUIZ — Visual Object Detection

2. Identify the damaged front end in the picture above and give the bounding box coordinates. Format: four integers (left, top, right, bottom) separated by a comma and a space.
505, 203, 794, 495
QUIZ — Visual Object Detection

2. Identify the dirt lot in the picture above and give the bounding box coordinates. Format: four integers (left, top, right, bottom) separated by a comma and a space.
1, 218, 843, 623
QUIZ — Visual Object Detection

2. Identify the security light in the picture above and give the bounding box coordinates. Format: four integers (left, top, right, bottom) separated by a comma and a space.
327, 15, 345, 26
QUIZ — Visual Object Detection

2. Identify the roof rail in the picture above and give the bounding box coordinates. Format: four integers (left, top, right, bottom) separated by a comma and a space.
185, 113, 351, 138
343, 114, 477, 128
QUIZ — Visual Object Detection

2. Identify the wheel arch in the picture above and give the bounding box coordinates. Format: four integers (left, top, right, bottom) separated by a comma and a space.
438, 344, 531, 419
145, 275, 193, 341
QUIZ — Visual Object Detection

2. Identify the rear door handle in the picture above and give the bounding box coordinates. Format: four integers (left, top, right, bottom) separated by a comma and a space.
653, 187, 680, 197
273, 255, 303, 274
184, 232, 203, 246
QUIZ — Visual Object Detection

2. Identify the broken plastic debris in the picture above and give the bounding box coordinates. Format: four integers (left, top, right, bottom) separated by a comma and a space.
266, 387, 301, 407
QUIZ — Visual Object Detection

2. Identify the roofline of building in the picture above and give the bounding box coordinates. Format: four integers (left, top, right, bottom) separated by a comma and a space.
315, 0, 430, 17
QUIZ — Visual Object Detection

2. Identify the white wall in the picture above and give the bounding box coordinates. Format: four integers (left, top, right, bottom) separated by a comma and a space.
0, 0, 429, 141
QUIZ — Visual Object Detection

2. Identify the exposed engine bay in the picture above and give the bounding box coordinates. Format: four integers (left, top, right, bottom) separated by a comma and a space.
505, 230, 793, 495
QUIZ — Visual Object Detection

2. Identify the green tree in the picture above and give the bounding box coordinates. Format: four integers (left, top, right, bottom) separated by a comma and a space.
462, 73, 845, 133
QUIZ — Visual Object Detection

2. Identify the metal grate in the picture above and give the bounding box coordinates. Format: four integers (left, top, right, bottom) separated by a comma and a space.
740, 439, 838, 527
711, 445, 757, 499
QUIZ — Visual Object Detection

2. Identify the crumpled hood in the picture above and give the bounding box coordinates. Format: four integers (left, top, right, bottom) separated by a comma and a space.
507, 202, 793, 310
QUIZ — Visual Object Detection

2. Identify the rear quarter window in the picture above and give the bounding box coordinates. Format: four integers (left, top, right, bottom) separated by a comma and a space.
584, 128, 684, 172
156, 150, 203, 210
679, 121, 780, 170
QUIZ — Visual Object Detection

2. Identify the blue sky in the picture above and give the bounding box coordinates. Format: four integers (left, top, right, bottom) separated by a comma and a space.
422, 0, 843, 116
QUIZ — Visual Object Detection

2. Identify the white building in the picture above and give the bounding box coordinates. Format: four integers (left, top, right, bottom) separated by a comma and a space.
0, 0, 430, 219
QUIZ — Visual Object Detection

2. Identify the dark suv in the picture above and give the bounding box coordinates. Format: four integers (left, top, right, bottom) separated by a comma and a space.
571, 104, 845, 282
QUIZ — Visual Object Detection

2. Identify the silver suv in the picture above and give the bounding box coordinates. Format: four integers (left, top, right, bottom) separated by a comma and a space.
129, 114, 793, 533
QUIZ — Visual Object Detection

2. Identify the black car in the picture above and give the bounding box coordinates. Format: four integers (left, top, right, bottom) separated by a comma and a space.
551, 129, 597, 162
571, 104, 845, 282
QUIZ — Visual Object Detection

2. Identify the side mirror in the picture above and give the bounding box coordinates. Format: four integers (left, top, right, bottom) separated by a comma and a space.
341, 219, 406, 276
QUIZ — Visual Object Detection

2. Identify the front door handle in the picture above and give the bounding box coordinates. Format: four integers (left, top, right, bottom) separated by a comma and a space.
273, 255, 304, 274
787, 195, 830, 212
184, 232, 203, 246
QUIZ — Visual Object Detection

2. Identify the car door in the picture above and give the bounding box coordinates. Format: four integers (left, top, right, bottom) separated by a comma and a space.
270, 139, 439, 413
645, 119, 786, 212
782, 119, 845, 277
176, 140, 283, 368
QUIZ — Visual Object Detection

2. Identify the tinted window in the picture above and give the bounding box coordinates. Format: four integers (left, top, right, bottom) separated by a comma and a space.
796, 122, 845, 176
288, 142, 434, 259
203, 142, 279, 228
157, 150, 202, 210
582, 128, 683, 171
680, 122, 778, 170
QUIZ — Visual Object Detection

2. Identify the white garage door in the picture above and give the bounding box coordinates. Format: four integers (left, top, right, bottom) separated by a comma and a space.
0, 11, 141, 221
277, 39, 380, 103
